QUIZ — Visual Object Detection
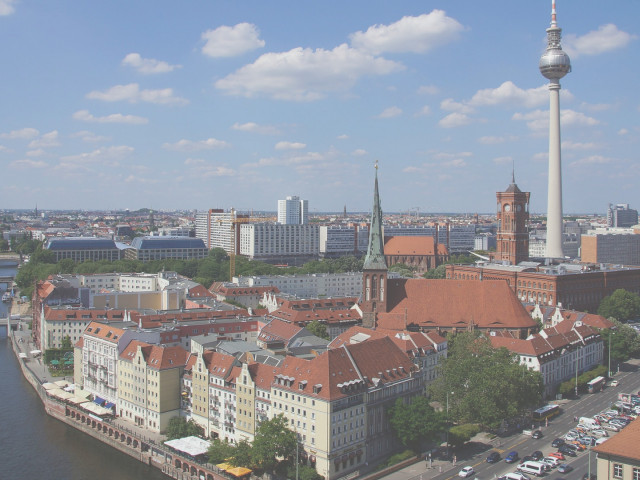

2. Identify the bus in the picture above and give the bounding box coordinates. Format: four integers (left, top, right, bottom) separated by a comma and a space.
532, 404, 561, 422
588, 376, 606, 393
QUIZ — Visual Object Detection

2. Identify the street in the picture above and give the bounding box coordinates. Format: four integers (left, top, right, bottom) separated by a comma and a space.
385, 359, 640, 480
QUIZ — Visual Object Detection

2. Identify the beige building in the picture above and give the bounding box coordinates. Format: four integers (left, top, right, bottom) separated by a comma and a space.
91, 289, 181, 310
118, 340, 191, 433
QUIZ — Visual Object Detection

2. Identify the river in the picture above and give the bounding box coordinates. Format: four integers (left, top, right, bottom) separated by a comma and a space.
0, 264, 167, 480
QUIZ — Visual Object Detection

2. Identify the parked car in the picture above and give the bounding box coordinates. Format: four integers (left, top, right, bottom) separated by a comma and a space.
603, 423, 620, 432
579, 436, 596, 446
531, 450, 544, 461
505, 451, 519, 463
591, 429, 608, 438
549, 452, 565, 461
498, 474, 531, 480
459, 466, 475, 478
531, 430, 543, 439
564, 432, 578, 441
551, 438, 565, 448
543, 457, 560, 468
519, 456, 534, 464
486, 452, 501, 463
558, 464, 573, 474
558, 445, 577, 457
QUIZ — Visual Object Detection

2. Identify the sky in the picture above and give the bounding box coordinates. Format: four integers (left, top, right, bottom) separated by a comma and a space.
1, 1, 639, 215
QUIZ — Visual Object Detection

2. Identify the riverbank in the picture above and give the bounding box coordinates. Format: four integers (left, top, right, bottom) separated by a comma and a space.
8, 325, 237, 480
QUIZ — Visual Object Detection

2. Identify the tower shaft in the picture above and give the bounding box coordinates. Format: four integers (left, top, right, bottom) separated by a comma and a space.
546, 82, 564, 258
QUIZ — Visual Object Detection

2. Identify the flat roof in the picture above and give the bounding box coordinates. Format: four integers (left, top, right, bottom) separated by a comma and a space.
164, 436, 210, 457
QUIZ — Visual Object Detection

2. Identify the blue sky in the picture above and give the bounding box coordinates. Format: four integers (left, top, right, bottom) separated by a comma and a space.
1, 1, 638, 214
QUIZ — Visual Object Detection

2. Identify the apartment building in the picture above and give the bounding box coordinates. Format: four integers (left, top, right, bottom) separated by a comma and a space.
118, 340, 191, 433
239, 223, 319, 262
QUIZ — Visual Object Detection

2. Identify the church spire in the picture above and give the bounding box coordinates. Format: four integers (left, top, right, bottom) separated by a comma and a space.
363, 161, 387, 270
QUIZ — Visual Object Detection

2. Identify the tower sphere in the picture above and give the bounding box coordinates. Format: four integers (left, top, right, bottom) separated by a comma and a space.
539, 45, 571, 80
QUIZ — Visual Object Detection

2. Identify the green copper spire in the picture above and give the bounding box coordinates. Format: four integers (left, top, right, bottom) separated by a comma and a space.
363, 162, 387, 270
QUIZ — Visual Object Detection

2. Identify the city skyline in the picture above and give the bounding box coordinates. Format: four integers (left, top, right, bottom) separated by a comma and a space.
1, 1, 638, 213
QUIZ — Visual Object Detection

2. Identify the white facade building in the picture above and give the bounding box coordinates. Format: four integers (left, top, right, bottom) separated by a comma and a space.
195, 209, 242, 253
277, 196, 308, 225
237, 272, 362, 298
239, 223, 319, 261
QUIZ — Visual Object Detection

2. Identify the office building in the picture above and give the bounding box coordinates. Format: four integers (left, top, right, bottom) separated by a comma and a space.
581, 232, 640, 265
45, 237, 121, 263
278, 195, 308, 225
239, 223, 319, 263
125, 236, 208, 262
607, 203, 639, 228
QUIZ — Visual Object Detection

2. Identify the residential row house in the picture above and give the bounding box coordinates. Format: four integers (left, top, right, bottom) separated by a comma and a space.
181, 335, 423, 480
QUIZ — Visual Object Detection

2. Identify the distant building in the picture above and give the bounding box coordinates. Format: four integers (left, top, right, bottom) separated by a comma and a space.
384, 236, 448, 273
581, 231, 640, 265
239, 223, 319, 263
607, 203, 638, 228
125, 236, 207, 262
319, 226, 364, 258
475, 233, 496, 251
238, 272, 363, 298
45, 237, 121, 262
277, 195, 308, 225
195, 208, 248, 254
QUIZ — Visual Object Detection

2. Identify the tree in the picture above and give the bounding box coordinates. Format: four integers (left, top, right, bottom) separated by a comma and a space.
165, 416, 204, 440
598, 289, 640, 322
601, 321, 640, 367
61, 335, 72, 349
251, 414, 297, 473
388, 396, 446, 453
207, 438, 236, 464
306, 320, 329, 340
428, 332, 543, 428
448, 424, 480, 449
229, 439, 253, 467
423, 264, 446, 279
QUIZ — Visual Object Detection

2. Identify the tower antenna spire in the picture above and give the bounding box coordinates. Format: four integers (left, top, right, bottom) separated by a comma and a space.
512, 159, 516, 185
551, 0, 557, 27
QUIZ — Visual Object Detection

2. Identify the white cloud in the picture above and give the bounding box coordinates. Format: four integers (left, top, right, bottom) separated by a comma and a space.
478, 136, 512, 145
440, 98, 474, 114
415, 105, 431, 117
618, 128, 629, 136
26, 149, 46, 157
275, 141, 306, 150
1, 127, 39, 139
0, 0, 16, 16
439, 112, 472, 128
337, 134, 349, 140
493, 156, 513, 165
162, 138, 230, 151
562, 140, 598, 151
352, 149, 367, 156
569, 155, 615, 167
564, 24, 637, 58
70, 130, 110, 143
470, 81, 549, 108
60, 146, 134, 165
122, 53, 181, 74
512, 109, 599, 131
201, 23, 265, 58
231, 122, 280, 135
376, 106, 402, 119
349, 10, 464, 55
10, 158, 47, 168
28, 131, 60, 149
215, 44, 403, 101
418, 85, 439, 95
86, 83, 188, 105
73, 110, 149, 125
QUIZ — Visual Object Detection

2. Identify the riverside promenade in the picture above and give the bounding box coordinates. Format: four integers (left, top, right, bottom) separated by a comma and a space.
7, 298, 237, 480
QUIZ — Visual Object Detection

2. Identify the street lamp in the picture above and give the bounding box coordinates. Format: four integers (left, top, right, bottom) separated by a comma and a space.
446, 391, 453, 453
608, 327, 617, 378
574, 350, 579, 397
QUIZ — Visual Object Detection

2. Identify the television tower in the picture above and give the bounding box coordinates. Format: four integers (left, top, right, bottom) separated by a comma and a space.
539, 0, 571, 259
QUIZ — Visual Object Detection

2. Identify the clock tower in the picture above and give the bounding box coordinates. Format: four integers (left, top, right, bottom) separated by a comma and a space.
495, 172, 530, 265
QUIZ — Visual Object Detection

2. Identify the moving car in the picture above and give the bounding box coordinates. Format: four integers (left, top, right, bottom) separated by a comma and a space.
505, 451, 519, 463
558, 464, 573, 474
610, 380, 619, 387
486, 451, 501, 463
531, 430, 543, 439
458, 466, 475, 478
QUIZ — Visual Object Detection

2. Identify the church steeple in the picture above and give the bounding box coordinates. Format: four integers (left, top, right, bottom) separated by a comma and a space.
361, 161, 388, 329
363, 162, 387, 271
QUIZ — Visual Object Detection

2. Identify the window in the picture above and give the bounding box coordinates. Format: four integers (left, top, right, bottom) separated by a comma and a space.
633, 467, 640, 480
613, 464, 622, 479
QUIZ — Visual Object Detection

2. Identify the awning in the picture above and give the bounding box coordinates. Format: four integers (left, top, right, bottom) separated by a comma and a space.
104, 402, 115, 409
30, 350, 42, 356
50, 360, 60, 365
93, 396, 105, 406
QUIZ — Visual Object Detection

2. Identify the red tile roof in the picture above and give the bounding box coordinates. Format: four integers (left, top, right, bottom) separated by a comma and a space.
384, 236, 448, 256
84, 321, 126, 344
259, 318, 302, 343
120, 340, 191, 369
378, 279, 536, 331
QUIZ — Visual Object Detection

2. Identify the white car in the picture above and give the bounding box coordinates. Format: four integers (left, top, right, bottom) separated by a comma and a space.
603, 423, 620, 432
610, 380, 619, 387
543, 457, 560, 468
459, 466, 475, 478
591, 429, 608, 438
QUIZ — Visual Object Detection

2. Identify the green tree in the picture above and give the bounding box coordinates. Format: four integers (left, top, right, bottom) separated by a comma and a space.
306, 320, 329, 340
0, 238, 9, 251
423, 264, 446, 279
207, 438, 236, 464
165, 416, 204, 440
388, 396, 446, 453
228, 439, 253, 467
448, 424, 480, 449
598, 289, 640, 322
251, 414, 297, 473
429, 332, 543, 428
601, 321, 640, 368
61, 335, 72, 349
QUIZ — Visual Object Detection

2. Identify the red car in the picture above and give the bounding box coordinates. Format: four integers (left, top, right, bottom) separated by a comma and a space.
549, 452, 565, 461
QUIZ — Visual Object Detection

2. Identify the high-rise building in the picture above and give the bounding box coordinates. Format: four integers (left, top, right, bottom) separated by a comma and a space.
277, 195, 308, 225
607, 203, 639, 228
195, 208, 248, 254
539, 0, 571, 259
494, 173, 530, 265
